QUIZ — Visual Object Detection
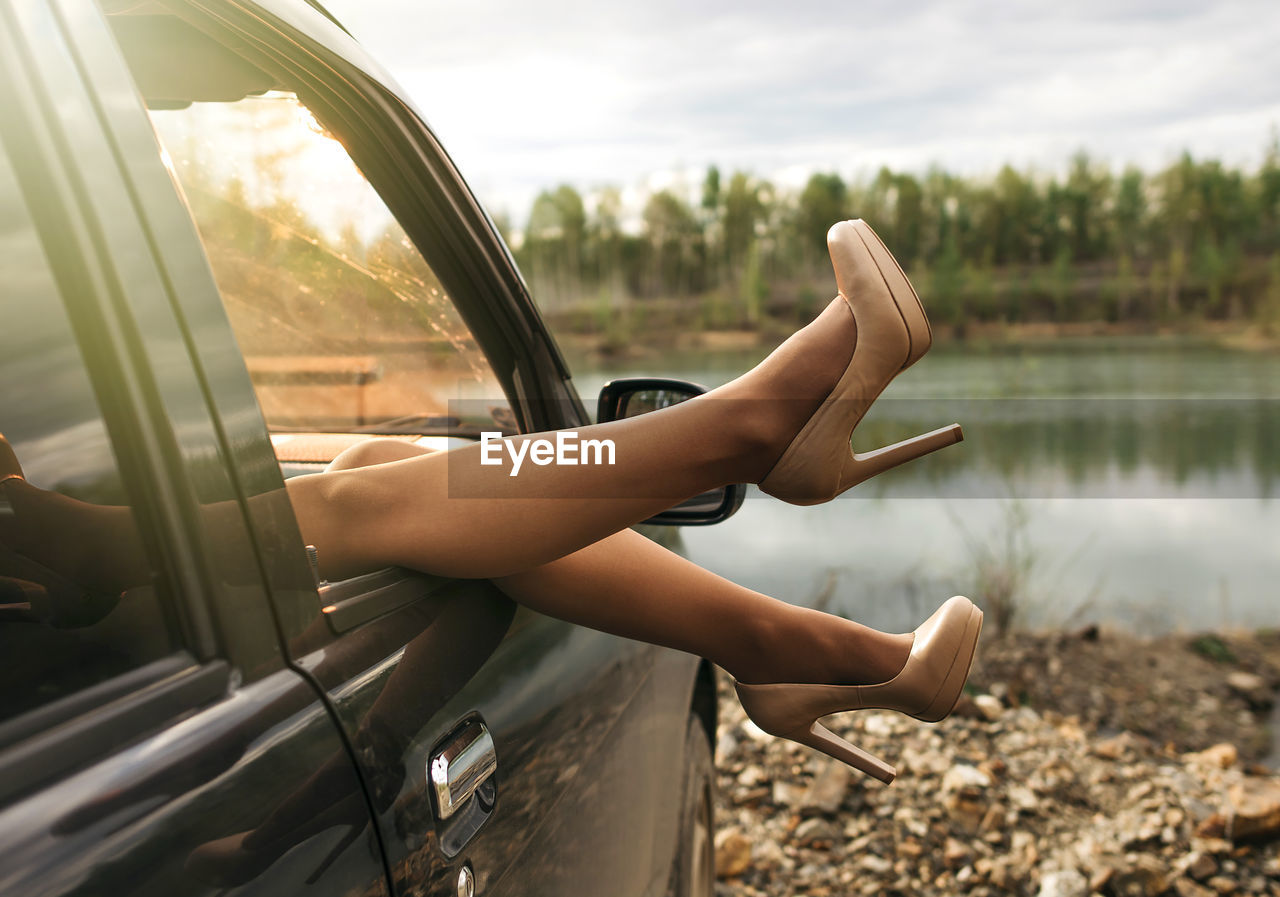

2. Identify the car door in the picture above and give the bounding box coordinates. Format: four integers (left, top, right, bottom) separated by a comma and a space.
0, 3, 388, 896
108, 2, 701, 895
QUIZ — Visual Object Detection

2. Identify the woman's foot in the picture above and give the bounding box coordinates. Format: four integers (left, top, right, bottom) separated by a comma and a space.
713, 295, 858, 483
730, 603, 913, 688
734, 596, 984, 784
713, 220, 962, 502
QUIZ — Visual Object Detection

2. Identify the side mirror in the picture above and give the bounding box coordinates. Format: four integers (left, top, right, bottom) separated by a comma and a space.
597, 378, 746, 526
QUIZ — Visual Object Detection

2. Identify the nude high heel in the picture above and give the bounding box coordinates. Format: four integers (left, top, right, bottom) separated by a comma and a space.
733, 596, 984, 784
758, 219, 963, 505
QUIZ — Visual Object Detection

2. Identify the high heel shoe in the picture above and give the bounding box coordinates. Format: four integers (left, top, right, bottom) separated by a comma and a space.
759, 219, 963, 504
733, 595, 984, 784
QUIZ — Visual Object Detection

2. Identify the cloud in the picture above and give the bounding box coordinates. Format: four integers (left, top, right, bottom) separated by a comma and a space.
324, 0, 1280, 218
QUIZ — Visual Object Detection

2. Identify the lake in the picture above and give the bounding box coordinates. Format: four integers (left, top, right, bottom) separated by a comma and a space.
568, 337, 1280, 634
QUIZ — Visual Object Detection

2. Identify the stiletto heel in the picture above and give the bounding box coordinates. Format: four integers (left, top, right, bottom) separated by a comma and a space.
841, 423, 964, 495
734, 596, 983, 783
759, 219, 962, 504
796, 720, 896, 784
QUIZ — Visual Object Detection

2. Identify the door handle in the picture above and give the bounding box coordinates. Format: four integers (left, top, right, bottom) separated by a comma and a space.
429, 717, 496, 820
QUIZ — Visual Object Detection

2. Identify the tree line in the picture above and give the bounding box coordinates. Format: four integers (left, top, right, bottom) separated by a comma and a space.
507, 141, 1280, 340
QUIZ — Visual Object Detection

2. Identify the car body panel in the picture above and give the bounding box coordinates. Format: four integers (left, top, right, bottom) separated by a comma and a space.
0, 2, 388, 894
0, 1, 709, 895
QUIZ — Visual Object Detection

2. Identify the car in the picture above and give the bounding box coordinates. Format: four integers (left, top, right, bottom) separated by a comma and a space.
0, 1, 744, 894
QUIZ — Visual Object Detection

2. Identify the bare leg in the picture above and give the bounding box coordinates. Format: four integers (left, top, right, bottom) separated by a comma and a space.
496, 529, 910, 686
289, 297, 857, 581
326, 439, 910, 687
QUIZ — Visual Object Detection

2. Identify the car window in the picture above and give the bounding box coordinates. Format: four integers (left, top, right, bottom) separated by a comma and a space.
0, 142, 179, 730
147, 91, 514, 456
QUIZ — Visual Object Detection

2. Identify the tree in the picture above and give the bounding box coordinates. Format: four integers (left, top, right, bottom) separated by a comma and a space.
795, 173, 848, 267
642, 190, 703, 297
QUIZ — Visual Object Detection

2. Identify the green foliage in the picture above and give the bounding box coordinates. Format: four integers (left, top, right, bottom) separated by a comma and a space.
506, 141, 1280, 335
1189, 634, 1237, 664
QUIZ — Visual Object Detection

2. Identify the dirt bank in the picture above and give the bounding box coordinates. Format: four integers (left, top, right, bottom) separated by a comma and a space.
713, 627, 1280, 896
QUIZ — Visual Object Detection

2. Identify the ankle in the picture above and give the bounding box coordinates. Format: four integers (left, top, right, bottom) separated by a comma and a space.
786, 611, 911, 687
687, 387, 784, 485
708, 296, 858, 483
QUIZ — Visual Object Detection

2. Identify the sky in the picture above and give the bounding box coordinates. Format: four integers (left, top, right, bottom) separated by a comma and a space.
323, 0, 1280, 223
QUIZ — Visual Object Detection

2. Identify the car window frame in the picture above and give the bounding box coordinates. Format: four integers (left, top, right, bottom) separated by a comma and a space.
0, 0, 260, 802
113, 0, 596, 647
166, 0, 591, 434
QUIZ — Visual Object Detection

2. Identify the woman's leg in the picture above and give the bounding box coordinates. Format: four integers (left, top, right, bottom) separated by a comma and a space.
289, 296, 858, 581
5, 294, 853, 586
326, 438, 911, 687
495, 529, 911, 687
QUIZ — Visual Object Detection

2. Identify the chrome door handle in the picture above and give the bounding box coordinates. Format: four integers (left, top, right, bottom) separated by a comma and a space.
429, 717, 497, 820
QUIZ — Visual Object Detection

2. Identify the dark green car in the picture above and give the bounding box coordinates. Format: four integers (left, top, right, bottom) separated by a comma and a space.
0, 1, 740, 893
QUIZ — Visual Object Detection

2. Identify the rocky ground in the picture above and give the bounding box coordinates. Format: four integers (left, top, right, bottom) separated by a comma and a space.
712, 627, 1280, 897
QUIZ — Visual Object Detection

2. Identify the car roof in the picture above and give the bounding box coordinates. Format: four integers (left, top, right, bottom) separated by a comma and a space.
106, 0, 431, 128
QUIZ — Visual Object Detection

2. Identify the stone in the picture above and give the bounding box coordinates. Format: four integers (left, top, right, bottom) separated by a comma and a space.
942, 764, 992, 792
1108, 855, 1169, 897
1100, 731, 1157, 762
946, 791, 989, 835
1226, 780, 1280, 841
793, 817, 838, 848
1174, 879, 1217, 897
1036, 867, 1089, 897
974, 694, 1005, 721
772, 780, 801, 807
714, 826, 752, 878
1192, 837, 1231, 856
896, 839, 923, 859
1009, 784, 1040, 811
1090, 867, 1116, 893
799, 760, 850, 817
1225, 671, 1271, 710
1185, 851, 1218, 881
1186, 743, 1238, 770
943, 837, 972, 870
753, 839, 785, 871
980, 802, 1007, 834
857, 853, 893, 875
1195, 813, 1228, 839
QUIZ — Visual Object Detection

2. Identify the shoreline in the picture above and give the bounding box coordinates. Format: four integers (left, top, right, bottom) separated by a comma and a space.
550, 320, 1280, 365
713, 626, 1280, 896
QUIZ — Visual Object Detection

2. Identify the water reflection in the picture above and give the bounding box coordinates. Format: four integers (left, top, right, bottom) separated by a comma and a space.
854, 397, 1280, 498
569, 342, 1280, 633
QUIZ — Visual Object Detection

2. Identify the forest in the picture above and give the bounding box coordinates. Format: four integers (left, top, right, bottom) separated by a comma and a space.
506, 143, 1280, 344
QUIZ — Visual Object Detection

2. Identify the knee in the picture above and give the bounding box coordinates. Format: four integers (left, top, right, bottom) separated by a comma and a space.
326, 438, 430, 472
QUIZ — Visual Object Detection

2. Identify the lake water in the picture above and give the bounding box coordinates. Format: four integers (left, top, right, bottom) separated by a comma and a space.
568, 338, 1280, 634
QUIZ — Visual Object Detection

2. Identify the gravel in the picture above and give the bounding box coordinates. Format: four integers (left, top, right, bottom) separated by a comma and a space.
712, 627, 1280, 897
